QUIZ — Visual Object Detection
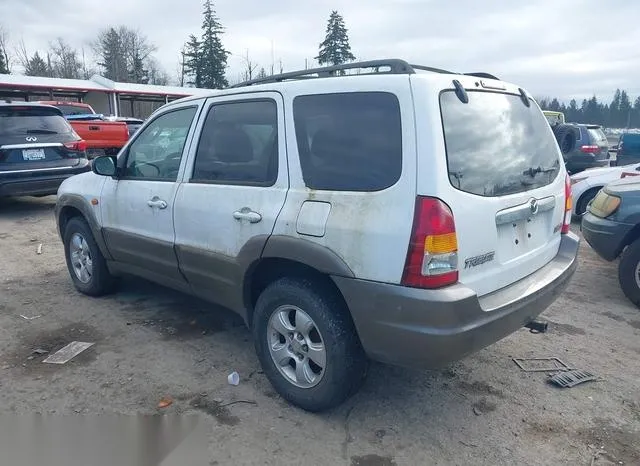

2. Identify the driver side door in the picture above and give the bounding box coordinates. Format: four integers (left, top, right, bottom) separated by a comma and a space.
100, 102, 201, 290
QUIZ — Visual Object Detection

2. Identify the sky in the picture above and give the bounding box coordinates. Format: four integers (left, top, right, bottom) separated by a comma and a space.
0, 0, 638, 102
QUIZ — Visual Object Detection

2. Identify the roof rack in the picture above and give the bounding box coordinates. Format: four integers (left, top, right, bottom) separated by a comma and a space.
229, 58, 498, 88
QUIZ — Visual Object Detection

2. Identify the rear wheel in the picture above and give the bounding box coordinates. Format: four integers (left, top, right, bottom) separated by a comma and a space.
252, 277, 368, 412
63, 217, 116, 296
618, 239, 640, 308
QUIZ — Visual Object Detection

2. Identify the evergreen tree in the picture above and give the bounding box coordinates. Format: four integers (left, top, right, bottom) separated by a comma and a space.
199, 0, 228, 88
620, 90, 632, 128
0, 49, 7, 74
183, 35, 203, 87
316, 11, 356, 67
24, 52, 49, 77
96, 28, 128, 81
128, 49, 148, 84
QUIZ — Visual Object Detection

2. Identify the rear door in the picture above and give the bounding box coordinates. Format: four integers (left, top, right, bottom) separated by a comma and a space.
434, 87, 566, 297
173, 93, 288, 311
0, 106, 83, 173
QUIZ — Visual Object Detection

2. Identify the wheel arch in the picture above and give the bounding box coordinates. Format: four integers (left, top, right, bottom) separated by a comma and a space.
56, 194, 112, 259
242, 236, 355, 328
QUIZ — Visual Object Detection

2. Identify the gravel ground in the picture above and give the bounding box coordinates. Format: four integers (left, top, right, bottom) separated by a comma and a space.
1, 195, 639, 466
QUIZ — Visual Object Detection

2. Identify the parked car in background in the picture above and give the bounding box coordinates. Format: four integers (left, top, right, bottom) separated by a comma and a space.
104, 116, 144, 138
0, 102, 90, 197
55, 59, 579, 412
570, 162, 640, 216
614, 133, 640, 167
582, 177, 640, 308
38, 101, 129, 158
564, 124, 610, 175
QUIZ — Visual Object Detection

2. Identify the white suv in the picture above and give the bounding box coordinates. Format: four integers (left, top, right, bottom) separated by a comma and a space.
55, 59, 580, 412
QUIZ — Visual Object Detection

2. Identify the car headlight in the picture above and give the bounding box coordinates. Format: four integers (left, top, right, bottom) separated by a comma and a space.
588, 190, 621, 218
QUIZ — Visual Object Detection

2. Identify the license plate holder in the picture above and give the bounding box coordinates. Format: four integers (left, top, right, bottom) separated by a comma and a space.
22, 148, 46, 161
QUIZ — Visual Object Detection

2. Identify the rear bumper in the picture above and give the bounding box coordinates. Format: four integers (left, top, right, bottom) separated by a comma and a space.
581, 212, 631, 261
334, 233, 580, 369
0, 162, 90, 197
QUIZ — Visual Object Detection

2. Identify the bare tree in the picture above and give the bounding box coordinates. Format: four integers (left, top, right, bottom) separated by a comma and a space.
147, 58, 170, 85
49, 38, 83, 79
240, 49, 258, 82
15, 39, 52, 77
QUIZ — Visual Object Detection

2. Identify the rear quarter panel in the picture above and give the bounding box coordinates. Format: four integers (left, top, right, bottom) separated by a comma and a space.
271, 76, 417, 284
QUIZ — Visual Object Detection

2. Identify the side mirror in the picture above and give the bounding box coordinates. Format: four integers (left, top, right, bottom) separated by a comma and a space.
610, 145, 618, 153
92, 156, 117, 177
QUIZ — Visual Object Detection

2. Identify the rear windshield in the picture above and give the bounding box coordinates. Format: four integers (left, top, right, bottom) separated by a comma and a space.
0, 107, 72, 135
56, 105, 92, 116
441, 91, 561, 197
587, 127, 607, 143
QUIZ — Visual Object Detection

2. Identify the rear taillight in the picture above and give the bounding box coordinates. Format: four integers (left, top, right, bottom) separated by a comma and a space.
580, 145, 599, 154
562, 174, 572, 233
402, 197, 458, 289
64, 140, 88, 152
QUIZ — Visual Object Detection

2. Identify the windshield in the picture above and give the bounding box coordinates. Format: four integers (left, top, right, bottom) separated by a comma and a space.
441, 90, 561, 197
0, 107, 73, 135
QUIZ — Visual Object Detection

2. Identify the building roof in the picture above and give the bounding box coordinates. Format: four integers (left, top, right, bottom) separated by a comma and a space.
0, 74, 109, 92
0, 73, 215, 98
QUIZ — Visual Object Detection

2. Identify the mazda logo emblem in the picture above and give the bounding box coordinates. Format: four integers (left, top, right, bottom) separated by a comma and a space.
25, 136, 37, 142
529, 198, 538, 215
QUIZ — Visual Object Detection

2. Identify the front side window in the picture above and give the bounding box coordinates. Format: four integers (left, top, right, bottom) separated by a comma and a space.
191, 100, 278, 185
123, 106, 197, 181
293, 92, 402, 192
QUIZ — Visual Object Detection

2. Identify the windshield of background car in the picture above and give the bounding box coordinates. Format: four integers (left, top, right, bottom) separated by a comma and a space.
441, 91, 561, 197
0, 107, 73, 135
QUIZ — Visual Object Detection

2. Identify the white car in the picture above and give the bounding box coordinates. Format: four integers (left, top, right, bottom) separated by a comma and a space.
54, 59, 579, 412
570, 163, 640, 216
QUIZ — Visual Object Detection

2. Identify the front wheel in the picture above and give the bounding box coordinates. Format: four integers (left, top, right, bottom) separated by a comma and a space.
618, 239, 640, 308
63, 217, 116, 296
252, 277, 368, 412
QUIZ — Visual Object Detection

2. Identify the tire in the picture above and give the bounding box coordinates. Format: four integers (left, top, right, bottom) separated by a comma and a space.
576, 188, 600, 216
552, 124, 578, 155
618, 239, 640, 308
63, 217, 116, 296
252, 277, 368, 412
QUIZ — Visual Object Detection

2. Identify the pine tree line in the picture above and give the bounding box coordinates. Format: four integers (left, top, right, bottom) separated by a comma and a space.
1, 5, 358, 90
538, 90, 640, 128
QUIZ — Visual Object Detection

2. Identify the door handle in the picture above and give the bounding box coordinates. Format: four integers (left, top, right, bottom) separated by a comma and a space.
233, 207, 262, 223
147, 197, 168, 209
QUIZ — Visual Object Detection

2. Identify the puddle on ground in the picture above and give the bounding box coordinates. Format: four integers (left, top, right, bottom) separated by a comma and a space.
351, 454, 397, 466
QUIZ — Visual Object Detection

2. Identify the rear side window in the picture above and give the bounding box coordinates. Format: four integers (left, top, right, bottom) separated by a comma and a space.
441, 91, 560, 197
622, 134, 640, 152
0, 107, 72, 136
293, 92, 402, 192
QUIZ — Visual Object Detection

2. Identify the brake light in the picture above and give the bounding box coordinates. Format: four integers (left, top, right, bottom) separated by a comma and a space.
580, 145, 600, 154
562, 174, 572, 234
64, 140, 88, 152
402, 197, 458, 288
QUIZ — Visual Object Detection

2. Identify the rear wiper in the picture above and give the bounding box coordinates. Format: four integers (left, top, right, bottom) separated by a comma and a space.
26, 129, 58, 134
522, 166, 557, 177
